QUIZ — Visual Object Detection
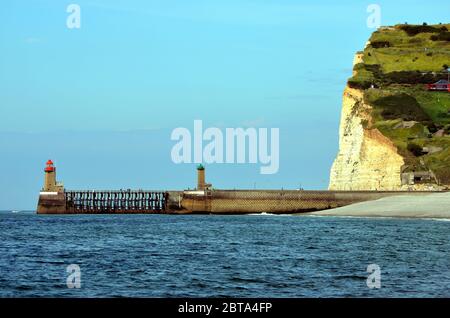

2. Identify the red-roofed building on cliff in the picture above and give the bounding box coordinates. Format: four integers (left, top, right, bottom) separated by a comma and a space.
427, 80, 450, 92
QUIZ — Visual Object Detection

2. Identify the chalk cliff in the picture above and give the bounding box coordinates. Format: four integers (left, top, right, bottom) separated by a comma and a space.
329, 24, 450, 191
329, 85, 405, 190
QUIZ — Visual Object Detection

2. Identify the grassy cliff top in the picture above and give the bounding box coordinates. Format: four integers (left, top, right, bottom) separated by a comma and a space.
366, 24, 450, 72
349, 23, 450, 184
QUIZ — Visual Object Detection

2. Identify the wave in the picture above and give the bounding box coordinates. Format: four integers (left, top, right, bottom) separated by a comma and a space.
246, 212, 291, 216
429, 218, 450, 222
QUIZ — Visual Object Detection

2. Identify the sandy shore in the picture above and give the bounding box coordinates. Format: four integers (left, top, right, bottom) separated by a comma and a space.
305, 192, 450, 219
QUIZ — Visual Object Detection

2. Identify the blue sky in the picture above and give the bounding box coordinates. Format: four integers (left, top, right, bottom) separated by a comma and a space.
1, 0, 449, 209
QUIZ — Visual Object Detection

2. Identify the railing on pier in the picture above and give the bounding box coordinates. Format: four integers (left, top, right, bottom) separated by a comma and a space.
65, 190, 168, 213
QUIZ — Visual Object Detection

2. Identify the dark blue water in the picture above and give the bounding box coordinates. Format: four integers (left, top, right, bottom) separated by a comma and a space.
1, 211, 449, 297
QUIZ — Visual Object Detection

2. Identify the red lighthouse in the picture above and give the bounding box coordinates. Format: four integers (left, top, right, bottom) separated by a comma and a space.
44, 160, 55, 173
42, 160, 63, 192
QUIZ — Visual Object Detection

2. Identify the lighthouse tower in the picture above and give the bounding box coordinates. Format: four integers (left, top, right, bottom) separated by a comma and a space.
42, 160, 63, 192
196, 164, 212, 191
37, 160, 65, 214
197, 164, 205, 190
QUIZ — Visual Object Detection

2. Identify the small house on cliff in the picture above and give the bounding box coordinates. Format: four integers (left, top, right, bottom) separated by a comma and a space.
427, 80, 450, 92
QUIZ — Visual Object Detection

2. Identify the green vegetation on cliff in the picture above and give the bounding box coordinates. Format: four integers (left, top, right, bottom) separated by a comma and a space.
350, 23, 450, 184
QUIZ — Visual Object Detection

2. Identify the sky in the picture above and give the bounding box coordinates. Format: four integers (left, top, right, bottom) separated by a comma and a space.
1, 0, 449, 209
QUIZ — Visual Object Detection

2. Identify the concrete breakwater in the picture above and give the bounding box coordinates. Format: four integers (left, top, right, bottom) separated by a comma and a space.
36, 161, 445, 215
37, 188, 440, 215
166, 189, 440, 214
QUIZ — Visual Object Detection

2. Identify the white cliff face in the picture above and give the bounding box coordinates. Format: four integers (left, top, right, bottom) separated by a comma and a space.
329, 86, 405, 190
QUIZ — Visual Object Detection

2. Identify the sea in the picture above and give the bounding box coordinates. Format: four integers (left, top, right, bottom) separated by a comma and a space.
1, 211, 449, 297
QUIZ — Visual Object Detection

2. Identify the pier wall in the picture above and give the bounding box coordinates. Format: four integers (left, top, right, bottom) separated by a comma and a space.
37, 189, 441, 214
176, 190, 437, 214
37, 192, 67, 214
